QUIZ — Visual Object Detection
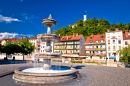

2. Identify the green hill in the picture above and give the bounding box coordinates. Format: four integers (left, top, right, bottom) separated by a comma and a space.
54, 18, 130, 39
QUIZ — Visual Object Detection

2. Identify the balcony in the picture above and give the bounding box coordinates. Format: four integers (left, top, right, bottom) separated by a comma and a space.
85, 48, 106, 51
54, 47, 79, 50
86, 53, 106, 56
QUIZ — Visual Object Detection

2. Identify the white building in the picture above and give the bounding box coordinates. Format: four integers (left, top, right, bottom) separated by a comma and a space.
105, 28, 123, 61
123, 30, 130, 47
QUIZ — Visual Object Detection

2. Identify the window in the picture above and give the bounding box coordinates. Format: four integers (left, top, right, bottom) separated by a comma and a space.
90, 37, 92, 39
96, 40, 98, 43
113, 40, 115, 44
41, 50, 42, 52
109, 53, 110, 56
101, 45, 102, 48
125, 41, 128, 45
90, 41, 92, 43
41, 46, 42, 48
43, 46, 44, 48
101, 36, 103, 38
108, 46, 110, 51
118, 40, 121, 44
119, 46, 121, 50
108, 40, 110, 44
101, 40, 103, 42
38, 45, 40, 47
113, 46, 115, 51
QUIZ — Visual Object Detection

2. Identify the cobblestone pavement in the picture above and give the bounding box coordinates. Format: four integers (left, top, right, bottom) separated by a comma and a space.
0, 62, 130, 86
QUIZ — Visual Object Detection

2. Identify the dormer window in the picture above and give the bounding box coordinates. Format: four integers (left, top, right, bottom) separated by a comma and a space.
101, 36, 103, 38
90, 41, 92, 43
96, 40, 98, 43
90, 37, 92, 39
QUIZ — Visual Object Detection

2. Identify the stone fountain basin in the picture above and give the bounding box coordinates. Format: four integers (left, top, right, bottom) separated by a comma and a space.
13, 66, 78, 84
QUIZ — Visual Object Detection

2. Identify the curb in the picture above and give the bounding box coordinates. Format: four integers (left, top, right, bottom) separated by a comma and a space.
0, 71, 14, 78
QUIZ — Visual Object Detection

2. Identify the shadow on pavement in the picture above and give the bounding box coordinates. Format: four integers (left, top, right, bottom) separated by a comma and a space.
0, 59, 33, 65
73, 65, 85, 69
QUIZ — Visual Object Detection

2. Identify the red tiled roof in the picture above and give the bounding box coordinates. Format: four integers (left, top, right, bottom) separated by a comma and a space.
3, 38, 22, 41
0, 40, 2, 43
123, 33, 130, 39
2, 37, 37, 42
61, 35, 83, 42
85, 34, 105, 43
28, 37, 37, 40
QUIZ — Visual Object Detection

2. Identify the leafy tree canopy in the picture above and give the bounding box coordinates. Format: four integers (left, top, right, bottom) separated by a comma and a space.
118, 44, 130, 64
54, 17, 130, 39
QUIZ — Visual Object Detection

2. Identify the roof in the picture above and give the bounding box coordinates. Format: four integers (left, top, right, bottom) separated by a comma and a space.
0, 40, 2, 43
28, 37, 37, 40
3, 38, 22, 42
85, 34, 105, 43
60, 35, 83, 42
2, 37, 37, 42
123, 33, 130, 40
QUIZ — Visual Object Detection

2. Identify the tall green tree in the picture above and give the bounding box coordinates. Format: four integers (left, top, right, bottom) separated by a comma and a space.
2, 41, 16, 59
118, 44, 130, 64
19, 39, 35, 60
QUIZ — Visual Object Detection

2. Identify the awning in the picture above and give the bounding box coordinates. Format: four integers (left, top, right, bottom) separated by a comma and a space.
109, 56, 116, 59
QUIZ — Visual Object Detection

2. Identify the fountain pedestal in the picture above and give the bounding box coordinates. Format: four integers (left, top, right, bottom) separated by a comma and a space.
43, 58, 51, 70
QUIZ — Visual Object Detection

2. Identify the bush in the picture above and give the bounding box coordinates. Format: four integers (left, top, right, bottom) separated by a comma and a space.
101, 62, 107, 65
85, 61, 98, 64
52, 59, 62, 62
71, 60, 82, 63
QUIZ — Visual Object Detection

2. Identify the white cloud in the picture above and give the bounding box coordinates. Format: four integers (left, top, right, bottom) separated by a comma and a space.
20, 13, 38, 23
0, 32, 34, 40
0, 15, 21, 23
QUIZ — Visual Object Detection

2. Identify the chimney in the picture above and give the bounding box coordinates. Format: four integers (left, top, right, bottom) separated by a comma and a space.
115, 28, 119, 31
24, 36, 26, 38
125, 30, 128, 35
107, 29, 110, 32
76, 33, 79, 36
67, 36, 68, 40
73, 33, 75, 37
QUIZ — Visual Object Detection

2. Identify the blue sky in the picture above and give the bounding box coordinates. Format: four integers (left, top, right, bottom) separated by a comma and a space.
0, 0, 130, 39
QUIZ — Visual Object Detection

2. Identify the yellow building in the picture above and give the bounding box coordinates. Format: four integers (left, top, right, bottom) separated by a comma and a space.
54, 33, 85, 62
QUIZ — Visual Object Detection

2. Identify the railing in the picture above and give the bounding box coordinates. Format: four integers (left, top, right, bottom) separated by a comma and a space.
86, 53, 106, 56
86, 48, 106, 51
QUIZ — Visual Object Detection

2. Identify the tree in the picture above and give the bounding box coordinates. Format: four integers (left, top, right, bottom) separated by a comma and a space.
2, 41, 15, 59
118, 44, 130, 64
19, 39, 35, 60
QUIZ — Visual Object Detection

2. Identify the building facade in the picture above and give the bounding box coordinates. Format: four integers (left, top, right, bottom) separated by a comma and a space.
123, 30, 130, 47
85, 34, 106, 61
105, 28, 123, 61
54, 33, 85, 55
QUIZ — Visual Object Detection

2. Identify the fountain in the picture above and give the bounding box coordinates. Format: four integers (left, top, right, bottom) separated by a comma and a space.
13, 14, 78, 84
